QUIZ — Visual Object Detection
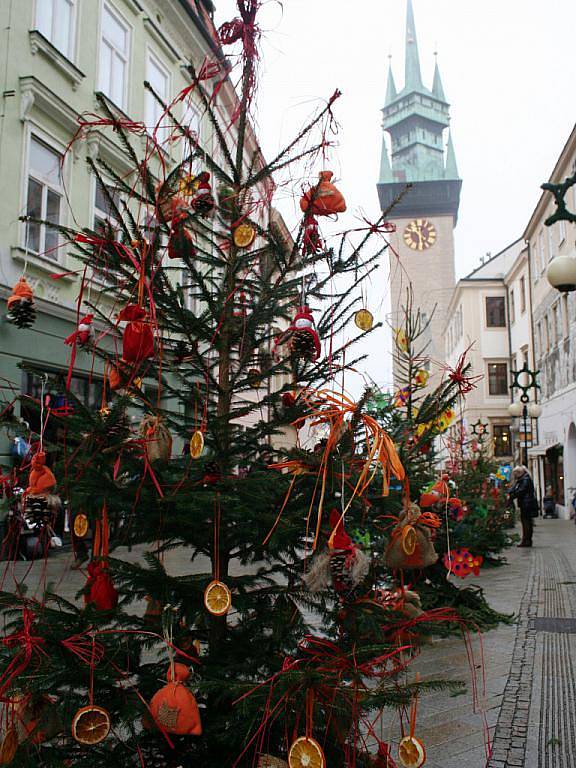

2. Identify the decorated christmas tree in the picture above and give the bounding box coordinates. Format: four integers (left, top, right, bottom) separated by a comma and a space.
0, 4, 494, 767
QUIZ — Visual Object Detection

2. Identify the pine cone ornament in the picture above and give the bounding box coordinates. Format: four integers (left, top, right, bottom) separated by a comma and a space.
288, 306, 321, 362
7, 277, 36, 329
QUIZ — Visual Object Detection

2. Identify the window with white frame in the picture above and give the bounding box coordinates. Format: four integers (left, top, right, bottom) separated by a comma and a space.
181, 97, 201, 168
520, 275, 526, 313
559, 218, 567, 244
94, 178, 122, 237
35, 0, 75, 59
25, 136, 63, 259
548, 225, 555, 262
180, 268, 199, 314
145, 52, 170, 146
98, 3, 130, 110
509, 289, 515, 324
538, 230, 545, 275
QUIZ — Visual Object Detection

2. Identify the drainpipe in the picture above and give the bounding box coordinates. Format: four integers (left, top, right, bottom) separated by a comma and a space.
504, 277, 515, 462
525, 239, 544, 501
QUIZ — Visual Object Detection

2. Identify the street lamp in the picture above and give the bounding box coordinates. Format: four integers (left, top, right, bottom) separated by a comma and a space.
547, 255, 576, 293
508, 363, 540, 466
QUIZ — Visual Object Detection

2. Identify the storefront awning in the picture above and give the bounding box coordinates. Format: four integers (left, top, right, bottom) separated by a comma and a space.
528, 444, 547, 457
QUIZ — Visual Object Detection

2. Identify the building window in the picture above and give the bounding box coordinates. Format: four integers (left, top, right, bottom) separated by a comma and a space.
485, 296, 506, 328
562, 294, 569, 338
544, 315, 550, 352
493, 424, 512, 457
552, 303, 560, 346
538, 230, 545, 275
520, 276, 526, 313
488, 362, 508, 396
181, 97, 201, 165
145, 52, 170, 145
35, 0, 75, 59
25, 136, 63, 259
548, 226, 555, 262
94, 178, 121, 235
99, 3, 130, 110
509, 289, 515, 324
559, 218, 566, 244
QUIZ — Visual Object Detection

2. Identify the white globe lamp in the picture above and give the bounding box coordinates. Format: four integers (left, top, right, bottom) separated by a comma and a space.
508, 402, 523, 417
528, 403, 542, 418
547, 255, 576, 293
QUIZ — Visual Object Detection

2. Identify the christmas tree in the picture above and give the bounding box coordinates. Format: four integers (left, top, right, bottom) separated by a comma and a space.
0, 4, 489, 767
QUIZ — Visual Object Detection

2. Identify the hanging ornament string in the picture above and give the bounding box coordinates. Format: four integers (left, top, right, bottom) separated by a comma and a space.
213, 494, 221, 582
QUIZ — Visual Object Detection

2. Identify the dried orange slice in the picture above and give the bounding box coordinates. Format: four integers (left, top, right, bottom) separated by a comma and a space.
0, 728, 18, 765
398, 735, 426, 768
73, 514, 89, 538
354, 308, 374, 331
233, 222, 256, 248
71, 705, 111, 745
288, 736, 325, 768
204, 580, 231, 616
401, 525, 417, 556
189, 430, 205, 459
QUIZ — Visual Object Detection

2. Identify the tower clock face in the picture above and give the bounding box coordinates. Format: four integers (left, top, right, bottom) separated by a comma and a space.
403, 219, 437, 251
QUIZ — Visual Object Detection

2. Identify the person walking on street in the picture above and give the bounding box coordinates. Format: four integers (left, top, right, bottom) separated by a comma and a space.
508, 465, 539, 547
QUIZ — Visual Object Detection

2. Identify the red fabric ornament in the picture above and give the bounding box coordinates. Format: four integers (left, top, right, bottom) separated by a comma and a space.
84, 562, 118, 611
149, 663, 202, 736
26, 452, 56, 496
168, 222, 196, 260
64, 314, 94, 348
302, 215, 323, 255
118, 304, 154, 363
300, 171, 346, 216
419, 474, 450, 508
281, 392, 296, 408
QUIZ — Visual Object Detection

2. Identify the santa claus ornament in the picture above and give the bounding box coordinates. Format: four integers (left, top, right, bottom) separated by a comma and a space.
285, 306, 321, 362
191, 172, 215, 216
65, 314, 94, 349
6, 277, 36, 329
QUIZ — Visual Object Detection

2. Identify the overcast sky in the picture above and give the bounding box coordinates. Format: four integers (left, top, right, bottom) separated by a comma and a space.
213, 0, 576, 391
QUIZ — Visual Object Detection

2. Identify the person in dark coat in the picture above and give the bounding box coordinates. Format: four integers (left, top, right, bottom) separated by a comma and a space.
508, 465, 538, 547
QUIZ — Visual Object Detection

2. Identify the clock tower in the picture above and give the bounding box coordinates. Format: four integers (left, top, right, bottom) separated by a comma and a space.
378, 0, 461, 382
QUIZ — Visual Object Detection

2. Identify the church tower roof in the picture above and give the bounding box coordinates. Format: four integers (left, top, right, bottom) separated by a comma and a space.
377, 0, 461, 222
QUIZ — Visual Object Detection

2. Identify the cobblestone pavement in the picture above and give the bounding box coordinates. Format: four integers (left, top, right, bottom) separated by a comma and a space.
3, 519, 576, 767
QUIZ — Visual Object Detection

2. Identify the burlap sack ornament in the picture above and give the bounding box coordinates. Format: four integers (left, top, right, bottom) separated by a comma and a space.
385, 503, 439, 570
258, 756, 288, 768
139, 415, 172, 463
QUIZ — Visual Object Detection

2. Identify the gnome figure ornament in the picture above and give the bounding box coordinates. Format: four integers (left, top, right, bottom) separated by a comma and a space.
192, 172, 215, 216
7, 277, 36, 329
65, 314, 94, 349
288, 306, 321, 362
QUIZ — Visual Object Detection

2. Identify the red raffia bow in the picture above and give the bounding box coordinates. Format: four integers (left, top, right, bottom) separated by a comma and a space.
0, 608, 47, 700
444, 345, 482, 396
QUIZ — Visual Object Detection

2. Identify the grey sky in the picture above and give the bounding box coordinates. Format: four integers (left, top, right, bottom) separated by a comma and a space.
214, 0, 576, 390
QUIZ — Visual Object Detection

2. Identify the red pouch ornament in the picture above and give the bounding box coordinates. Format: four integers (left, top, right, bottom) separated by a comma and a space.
118, 304, 154, 363
149, 663, 202, 736
300, 171, 346, 216
85, 562, 118, 611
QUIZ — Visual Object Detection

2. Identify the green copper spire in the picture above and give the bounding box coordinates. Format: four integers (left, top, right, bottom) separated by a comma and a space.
385, 59, 397, 105
432, 57, 446, 102
404, 0, 423, 91
379, 135, 393, 183
445, 131, 459, 179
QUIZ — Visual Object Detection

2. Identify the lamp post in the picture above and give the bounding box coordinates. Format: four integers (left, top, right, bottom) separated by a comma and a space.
508, 363, 541, 466
470, 419, 489, 455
